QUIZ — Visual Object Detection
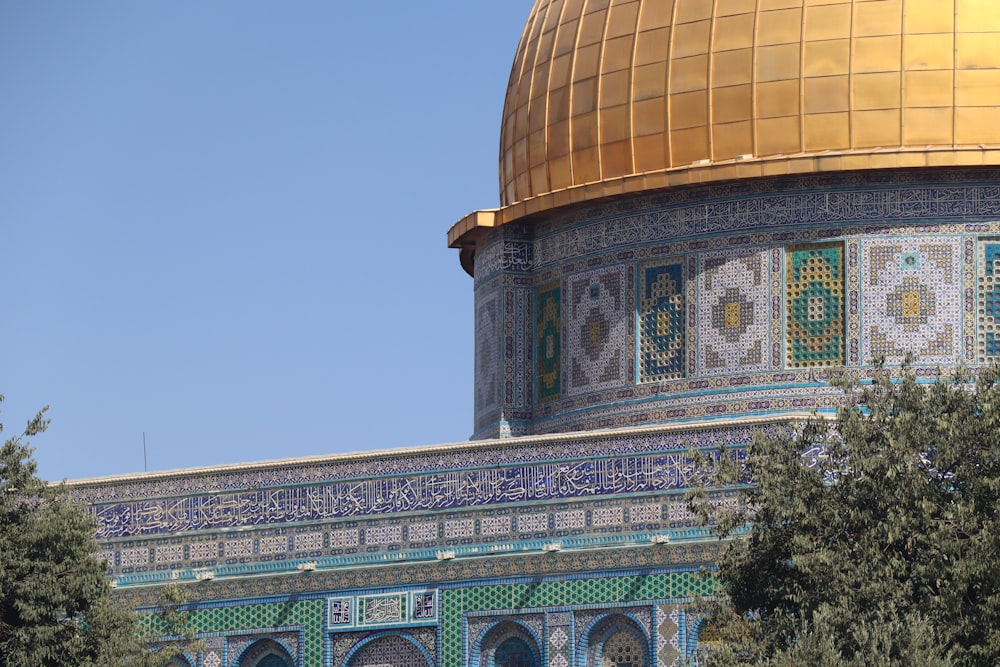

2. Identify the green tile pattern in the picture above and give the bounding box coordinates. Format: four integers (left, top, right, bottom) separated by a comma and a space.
140, 599, 323, 665
441, 572, 716, 667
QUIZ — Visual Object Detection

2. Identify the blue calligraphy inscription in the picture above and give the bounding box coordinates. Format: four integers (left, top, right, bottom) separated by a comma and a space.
90, 450, 743, 539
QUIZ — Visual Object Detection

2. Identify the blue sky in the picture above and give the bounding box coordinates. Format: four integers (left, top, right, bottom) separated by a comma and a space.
1, 1, 536, 481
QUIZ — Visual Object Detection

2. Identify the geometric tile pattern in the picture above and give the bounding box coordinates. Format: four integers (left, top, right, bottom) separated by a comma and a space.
441, 571, 717, 667
980, 239, 1000, 362
656, 605, 680, 667
601, 629, 645, 667
548, 623, 571, 667
697, 248, 769, 375
347, 634, 430, 667
639, 261, 685, 382
863, 237, 962, 364
566, 266, 629, 395
475, 294, 500, 421
536, 283, 561, 403
786, 243, 845, 367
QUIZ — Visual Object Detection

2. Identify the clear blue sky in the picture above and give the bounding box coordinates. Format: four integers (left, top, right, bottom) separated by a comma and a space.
1, 1, 536, 481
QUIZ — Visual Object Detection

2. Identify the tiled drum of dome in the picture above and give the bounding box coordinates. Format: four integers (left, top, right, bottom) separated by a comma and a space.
697, 248, 770, 375
566, 266, 629, 395
475, 295, 500, 423
863, 238, 961, 364
639, 261, 685, 382
979, 240, 1000, 362
536, 283, 561, 403
786, 243, 845, 367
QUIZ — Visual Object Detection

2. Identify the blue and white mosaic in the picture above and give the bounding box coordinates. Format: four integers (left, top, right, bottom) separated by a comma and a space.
697, 248, 770, 375
862, 237, 962, 364
565, 266, 630, 395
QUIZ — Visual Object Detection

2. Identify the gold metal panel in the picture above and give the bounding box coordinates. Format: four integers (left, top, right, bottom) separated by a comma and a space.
903, 33, 954, 71
571, 145, 601, 183
671, 125, 710, 164
756, 116, 801, 156
530, 163, 549, 195
853, 72, 901, 110
607, 1, 640, 39
572, 110, 600, 148
601, 104, 632, 142
635, 27, 670, 66
804, 75, 850, 113
549, 119, 571, 156
674, 0, 712, 24
714, 13, 756, 52
957, 107, 1000, 144
601, 139, 632, 177
957, 0, 1000, 32
670, 90, 708, 129
549, 85, 571, 122
902, 107, 954, 144
713, 120, 754, 159
573, 43, 602, 81
904, 0, 954, 34
579, 9, 608, 47
602, 35, 635, 73
529, 129, 548, 165
957, 33, 1000, 70
804, 4, 851, 41
573, 77, 599, 114
550, 54, 573, 88
717, 0, 757, 17
669, 55, 708, 93
757, 79, 800, 118
853, 109, 901, 147
554, 19, 580, 57
637, 0, 673, 31
803, 39, 850, 76
548, 153, 573, 189
672, 19, 711, 58
633, 97, 667, 135
756, 8, 803, 46
903, 70, 954, 107
756, 43, 801, 82
632, 133, 667, 171
852, 36, 901, 73
853, 0, 901, 37
601, 69, 631, 107
955, 69, 1000, 106
634, 61, 668, 100
713, 84, 753, 123
804, 112, 850, 150
761, 0, 802, 10
712, 48, 753, 86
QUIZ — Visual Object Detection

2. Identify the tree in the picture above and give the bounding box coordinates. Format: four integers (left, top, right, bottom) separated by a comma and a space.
691, 364, 1000, 666
0, 395, 190, 666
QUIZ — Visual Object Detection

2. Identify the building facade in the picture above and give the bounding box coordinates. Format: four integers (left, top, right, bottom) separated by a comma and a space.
71, 1, 1000, 665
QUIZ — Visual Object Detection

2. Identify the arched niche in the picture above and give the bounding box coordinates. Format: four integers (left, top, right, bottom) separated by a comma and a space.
343, 632, 433, 667
579, 614, 650, 667
474, 620, 543, 667
235, 638, 297, 667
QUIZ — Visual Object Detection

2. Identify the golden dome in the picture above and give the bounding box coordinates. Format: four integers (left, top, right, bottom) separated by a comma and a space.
497, 0, 1000, 220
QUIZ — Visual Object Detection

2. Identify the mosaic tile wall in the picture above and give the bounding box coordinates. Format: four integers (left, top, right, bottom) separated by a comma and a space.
565, 266, 631, 396
536, 283, 561, 403
863, 237, 963, 364
786, 243, 845, 368
475, 295, 500, 425
697, 248, 770, 375
469, 169, 1000, 438
979, 239, 1000, 362
638, 261, 685, 382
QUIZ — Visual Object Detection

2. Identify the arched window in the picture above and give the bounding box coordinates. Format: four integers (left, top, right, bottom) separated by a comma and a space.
238, 638, 295, 667
495, 636, 534, 667
600, 630, 643, 667
345, 634, 431, 667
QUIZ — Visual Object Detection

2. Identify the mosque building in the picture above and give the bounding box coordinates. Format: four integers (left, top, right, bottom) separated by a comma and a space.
68, 1, 1000, 665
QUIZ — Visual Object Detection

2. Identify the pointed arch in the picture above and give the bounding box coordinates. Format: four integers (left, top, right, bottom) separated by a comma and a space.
473, 620, 543, 667
342, 631, 433, 667
234, 638, 296, 667
578, 613, 650, 667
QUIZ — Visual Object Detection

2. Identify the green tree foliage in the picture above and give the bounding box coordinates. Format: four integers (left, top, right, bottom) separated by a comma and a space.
0, 396, 193, 666
691, 365, 1000, 666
